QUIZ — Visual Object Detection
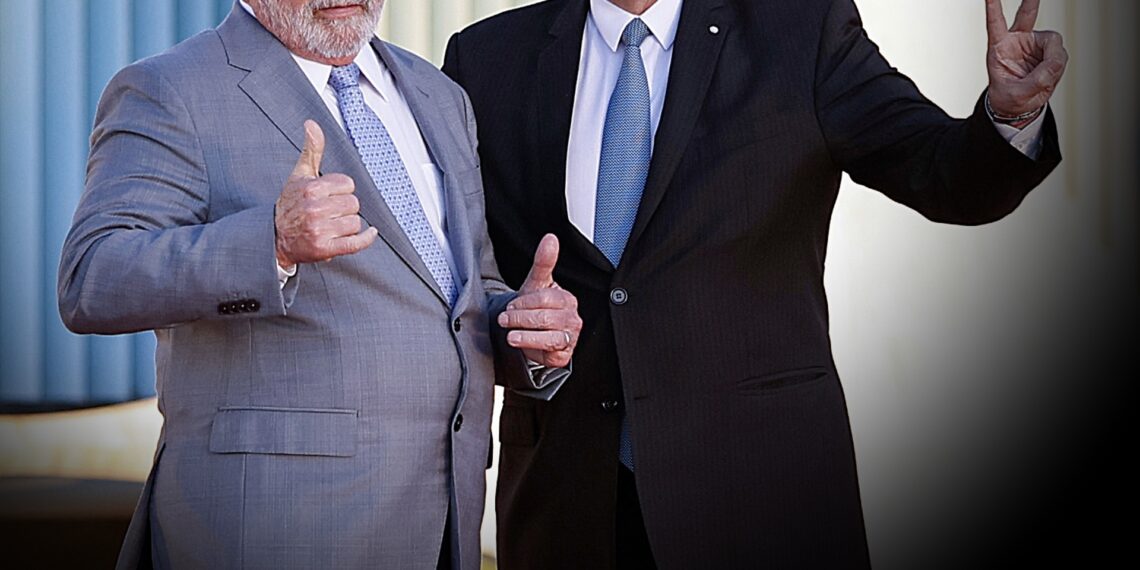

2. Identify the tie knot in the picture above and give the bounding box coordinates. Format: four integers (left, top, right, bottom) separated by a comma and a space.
329, 63, 361, 92
622, 18, 650, 48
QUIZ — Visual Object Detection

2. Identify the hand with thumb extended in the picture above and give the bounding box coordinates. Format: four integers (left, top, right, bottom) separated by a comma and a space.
275, 120, 378, 270
497, 234, 583, 368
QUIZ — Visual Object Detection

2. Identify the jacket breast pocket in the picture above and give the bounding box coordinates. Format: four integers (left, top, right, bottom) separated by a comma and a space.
208, 406, 359, 457
450, 164, 484, 196
735, 366, 830, 396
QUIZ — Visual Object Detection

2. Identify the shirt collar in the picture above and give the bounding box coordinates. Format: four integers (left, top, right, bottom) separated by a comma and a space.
589, 0, 683, 52
239, 0, 389, 101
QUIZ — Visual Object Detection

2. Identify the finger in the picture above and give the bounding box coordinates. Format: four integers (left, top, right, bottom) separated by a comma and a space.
327, 225, 378, 257
329, 214, 364, 238
498, 308, 573, 331
539, 350, 573, 369
985, 0, 1008, 42
1020, 33, 1067, 98
505, 288, 577, 311
299, 173, 355, 201
290, 120, 325, 181
1010, 0, 1040, 33
520, 234, 560, 292
507, 330, 572, 352
327, 193, 361, 217
319, 173, 357, 196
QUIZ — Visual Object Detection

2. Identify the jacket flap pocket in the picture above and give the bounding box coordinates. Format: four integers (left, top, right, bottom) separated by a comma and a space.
208, 406, 358, 457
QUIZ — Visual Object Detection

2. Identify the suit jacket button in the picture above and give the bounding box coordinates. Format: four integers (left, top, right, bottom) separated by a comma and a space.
453, 414, 464, 432
217, 303, 230, 315
610, 288, 628, 305
249, 300, 260, 312
601, 400, 620, 412
453, 318, 462, 333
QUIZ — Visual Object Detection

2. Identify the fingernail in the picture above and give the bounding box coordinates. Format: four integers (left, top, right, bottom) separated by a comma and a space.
507, 332, 520, 345
506, 304, 516, 311
498, 313, 508, 327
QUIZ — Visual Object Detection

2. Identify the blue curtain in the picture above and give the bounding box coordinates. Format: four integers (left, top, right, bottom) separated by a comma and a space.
0, 0, 235, 407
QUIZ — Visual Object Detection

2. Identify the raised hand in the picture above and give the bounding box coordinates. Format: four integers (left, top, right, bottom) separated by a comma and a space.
985, 0, 1068, 124
275, 120, 378, 269
498, 234, 583, 368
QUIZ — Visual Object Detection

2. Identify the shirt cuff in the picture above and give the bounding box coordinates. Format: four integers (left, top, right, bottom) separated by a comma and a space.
989, 105, 1048, 160
276, 261, 297, 290
514, 359, 572, 401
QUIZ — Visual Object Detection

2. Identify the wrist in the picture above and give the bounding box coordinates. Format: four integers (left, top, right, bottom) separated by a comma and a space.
275, 238, 296, 272
276, 252, 296, 272
985, 92, 1044, 128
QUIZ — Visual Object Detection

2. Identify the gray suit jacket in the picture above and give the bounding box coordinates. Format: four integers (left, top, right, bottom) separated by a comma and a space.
58, 5, 530, 569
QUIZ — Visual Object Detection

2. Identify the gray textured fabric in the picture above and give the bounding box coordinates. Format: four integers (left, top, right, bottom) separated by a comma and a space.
57, 5, 524, 569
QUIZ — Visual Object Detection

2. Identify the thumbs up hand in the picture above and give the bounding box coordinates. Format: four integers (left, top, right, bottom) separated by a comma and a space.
497, 234, 582, 368
275, 120, 378, 270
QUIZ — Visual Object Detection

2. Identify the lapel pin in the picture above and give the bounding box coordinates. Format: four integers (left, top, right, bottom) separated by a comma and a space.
709, 25, 720, 35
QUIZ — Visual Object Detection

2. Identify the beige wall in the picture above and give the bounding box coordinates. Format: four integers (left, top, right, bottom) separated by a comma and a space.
379, 0, 537, 65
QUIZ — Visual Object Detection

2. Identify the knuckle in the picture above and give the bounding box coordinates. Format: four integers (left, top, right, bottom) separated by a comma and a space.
543, 290, 560, 305
538, 312, 554, 329
302, 204, 323, 220
302, 184, 323, 200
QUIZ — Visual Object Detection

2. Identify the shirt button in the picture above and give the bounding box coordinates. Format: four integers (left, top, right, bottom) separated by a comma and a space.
453, 414, 464, 432
453, 318, 462, 333
610, 288, 628, 306
601, 400, 620, 412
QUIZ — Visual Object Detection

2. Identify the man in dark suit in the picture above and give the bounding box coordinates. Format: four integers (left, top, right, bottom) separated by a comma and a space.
444, 0, 1066, 567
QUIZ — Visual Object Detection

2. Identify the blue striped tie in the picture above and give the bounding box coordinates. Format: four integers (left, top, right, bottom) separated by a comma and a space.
328, 63, 458, 306
595, 19, 651, 471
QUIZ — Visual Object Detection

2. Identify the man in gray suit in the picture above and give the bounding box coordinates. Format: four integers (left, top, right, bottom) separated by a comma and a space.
57, 1, 582, 568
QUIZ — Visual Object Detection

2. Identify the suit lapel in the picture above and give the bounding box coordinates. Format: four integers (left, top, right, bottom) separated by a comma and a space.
533, 0, 614, 273
373, 38, 477, 312
219, 8, 450, 308
627, 0, 729, 248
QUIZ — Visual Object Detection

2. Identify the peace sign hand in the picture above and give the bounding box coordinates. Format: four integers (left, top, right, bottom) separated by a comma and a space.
985, 0, 1068, 123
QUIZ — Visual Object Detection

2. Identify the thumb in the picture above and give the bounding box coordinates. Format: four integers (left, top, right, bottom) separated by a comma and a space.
290, 120, 325, 180
522, 234, 559, 291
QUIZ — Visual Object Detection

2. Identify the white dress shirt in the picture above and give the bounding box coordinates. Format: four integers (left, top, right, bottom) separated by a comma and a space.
566, 0, 682, 241
239, 2, 456, 284
565, 0, 1046, 242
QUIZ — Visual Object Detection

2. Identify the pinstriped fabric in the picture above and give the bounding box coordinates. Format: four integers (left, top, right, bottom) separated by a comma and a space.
594, 19, 652, 471
329, 63, 458, 306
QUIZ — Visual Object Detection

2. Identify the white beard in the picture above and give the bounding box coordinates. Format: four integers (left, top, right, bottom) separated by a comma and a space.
257, 0, 384, 61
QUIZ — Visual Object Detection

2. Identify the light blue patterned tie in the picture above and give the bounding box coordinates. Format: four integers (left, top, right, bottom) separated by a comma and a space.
329, 63, 458, 307
595, 19, 651, 471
